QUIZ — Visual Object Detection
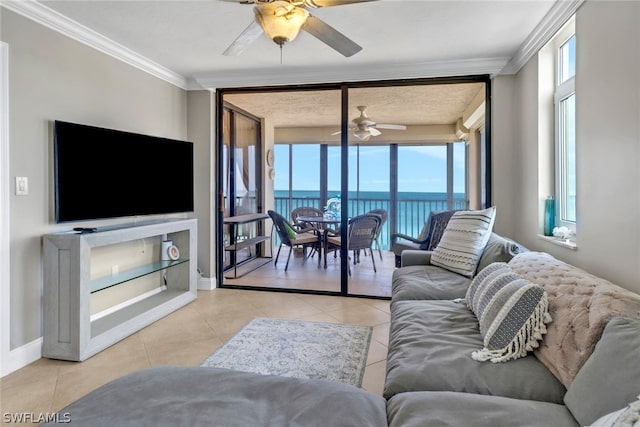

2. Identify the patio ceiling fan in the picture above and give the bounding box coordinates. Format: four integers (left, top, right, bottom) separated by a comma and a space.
332, 106, 407, 141
221, 0, 375, 57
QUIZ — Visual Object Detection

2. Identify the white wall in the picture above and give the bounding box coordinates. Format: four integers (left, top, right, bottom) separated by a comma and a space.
490, 76, 518, 236
2, 9, 188, 350
187, 90, 215, 282
493, 1, 640, 294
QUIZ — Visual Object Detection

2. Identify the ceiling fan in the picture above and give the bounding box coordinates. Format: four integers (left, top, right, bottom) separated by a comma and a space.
333, 106, 407, 141
221, 0, 375, 57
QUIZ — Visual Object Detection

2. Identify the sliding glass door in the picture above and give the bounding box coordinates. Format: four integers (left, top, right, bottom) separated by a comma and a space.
221, 105, 264, 272
216, 77, 489, 297
396, 143, 467, 238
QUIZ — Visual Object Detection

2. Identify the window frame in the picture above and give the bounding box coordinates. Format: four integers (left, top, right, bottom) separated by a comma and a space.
553, 20, 576, 232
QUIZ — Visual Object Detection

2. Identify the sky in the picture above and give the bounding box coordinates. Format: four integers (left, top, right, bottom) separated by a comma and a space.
274, 142, 466, 194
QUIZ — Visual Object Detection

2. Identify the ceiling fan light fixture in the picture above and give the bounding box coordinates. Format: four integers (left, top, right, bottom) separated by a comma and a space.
354, 129, 371, 141
254, 1, 309, 46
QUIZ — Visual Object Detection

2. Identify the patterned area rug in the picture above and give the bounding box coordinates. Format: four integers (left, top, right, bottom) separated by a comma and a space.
201, 318, 372, 387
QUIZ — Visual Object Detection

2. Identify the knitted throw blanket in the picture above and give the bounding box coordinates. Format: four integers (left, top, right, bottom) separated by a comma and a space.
509, 252, 640, 387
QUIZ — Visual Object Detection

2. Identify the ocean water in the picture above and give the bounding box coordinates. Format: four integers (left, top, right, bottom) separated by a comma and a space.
274, 190, 462, 201
274, 190, 467, 249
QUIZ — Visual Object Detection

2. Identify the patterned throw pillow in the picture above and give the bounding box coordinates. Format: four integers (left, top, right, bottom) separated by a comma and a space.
430, 207, 497, 277
283, 222, 297, 240
465, 262, 552, 363
588, 395, 640, 427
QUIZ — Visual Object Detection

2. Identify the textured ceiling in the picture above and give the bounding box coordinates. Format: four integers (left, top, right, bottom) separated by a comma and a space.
225, 82, 485, 128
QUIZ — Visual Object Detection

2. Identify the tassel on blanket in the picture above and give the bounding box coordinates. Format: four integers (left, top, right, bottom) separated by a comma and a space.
613, 395, 640, 427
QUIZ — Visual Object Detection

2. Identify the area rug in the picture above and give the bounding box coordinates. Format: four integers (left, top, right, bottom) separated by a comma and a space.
200, 318, 372, 387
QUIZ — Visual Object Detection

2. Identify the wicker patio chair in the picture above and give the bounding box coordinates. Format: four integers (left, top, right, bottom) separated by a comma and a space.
268, 210, 321, 272
326, 214, 380, 275
366, 209, 387, 260
291, 206, 324, 233
390, 209, 457, 267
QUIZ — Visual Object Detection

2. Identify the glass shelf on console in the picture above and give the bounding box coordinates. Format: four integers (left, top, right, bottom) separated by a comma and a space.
90, 258, 189, 294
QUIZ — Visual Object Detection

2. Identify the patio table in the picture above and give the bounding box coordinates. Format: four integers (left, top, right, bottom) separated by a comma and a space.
297, 216, 342, 268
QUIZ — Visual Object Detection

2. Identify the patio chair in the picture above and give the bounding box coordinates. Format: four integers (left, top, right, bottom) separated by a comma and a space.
366, 209, 387, 260
326, 214, 380, 275
390, 209, 457, 267
268, 210, 321, 272
291, 206, 324, 233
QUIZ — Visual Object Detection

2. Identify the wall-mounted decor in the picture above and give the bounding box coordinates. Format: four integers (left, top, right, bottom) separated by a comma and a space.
266, 149, 274, 167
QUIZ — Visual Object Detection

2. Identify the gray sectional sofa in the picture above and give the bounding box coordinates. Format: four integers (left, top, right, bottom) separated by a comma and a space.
42, 366, 389, 426
45, 233, 640, 426
386, 234, 640, 427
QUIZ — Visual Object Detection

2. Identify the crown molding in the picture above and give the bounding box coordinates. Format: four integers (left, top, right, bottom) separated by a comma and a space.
501, 0, 584, 75
193, 57, 509, 90
2, 0, 582, 89
1, 0, 188, 89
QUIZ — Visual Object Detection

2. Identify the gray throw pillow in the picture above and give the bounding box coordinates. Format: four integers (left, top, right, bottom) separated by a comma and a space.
466, 262, 551, 363
476, 233, 528, 273
564, 317, 640, 426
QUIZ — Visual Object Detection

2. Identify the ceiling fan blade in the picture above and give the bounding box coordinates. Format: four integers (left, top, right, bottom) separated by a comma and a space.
375, 124, 407, 130
368, 127, 382, 136
302, 15, 362, 57
304, 0, 377, 7
223, 20, 264, 56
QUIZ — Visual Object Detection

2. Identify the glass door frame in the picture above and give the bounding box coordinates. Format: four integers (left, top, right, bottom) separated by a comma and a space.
220, 102, 265, 273
215, 75, 492, 296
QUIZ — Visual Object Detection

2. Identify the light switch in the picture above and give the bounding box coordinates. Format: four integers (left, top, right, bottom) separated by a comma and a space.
15, 177, 28, 196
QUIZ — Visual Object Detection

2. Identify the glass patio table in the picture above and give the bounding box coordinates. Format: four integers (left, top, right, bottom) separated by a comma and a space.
296, 215, 341, 269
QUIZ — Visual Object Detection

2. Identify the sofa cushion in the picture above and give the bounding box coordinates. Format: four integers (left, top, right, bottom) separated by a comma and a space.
477, 232, 528, 272
431, 207, 496, 277
509, 252, 640, 387
466, 262, 551, 363
563, 317, 640, 426
387, 391, 579, 427
42, 366, 388, 427
384, 300, 566, 403
391, 264, 471, 303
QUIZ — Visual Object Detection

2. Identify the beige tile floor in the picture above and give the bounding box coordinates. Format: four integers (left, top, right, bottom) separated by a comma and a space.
0, 288, 390, 426
225, 247, 396, 297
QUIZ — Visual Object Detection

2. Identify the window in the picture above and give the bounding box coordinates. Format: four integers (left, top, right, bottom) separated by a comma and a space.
555, 28, 576, 228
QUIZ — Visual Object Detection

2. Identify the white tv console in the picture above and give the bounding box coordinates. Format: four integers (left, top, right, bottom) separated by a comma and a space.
42, 219, 197, 361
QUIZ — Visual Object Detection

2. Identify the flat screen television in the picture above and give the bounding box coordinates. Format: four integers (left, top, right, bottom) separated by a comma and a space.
54, 120, 194, 223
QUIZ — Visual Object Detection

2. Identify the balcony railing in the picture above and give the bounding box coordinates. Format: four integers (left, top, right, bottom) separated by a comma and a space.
273, 196, 468, 250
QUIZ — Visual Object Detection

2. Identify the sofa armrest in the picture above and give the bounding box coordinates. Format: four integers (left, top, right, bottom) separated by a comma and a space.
401, 250, 433, 267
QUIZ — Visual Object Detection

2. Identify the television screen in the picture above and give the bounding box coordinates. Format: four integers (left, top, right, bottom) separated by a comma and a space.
54, 120, 194, 223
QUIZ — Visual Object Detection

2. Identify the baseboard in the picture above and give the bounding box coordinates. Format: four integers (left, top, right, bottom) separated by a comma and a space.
1, 337, 43, 377
1, 276, 215, 377
198, 276, 216, 291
